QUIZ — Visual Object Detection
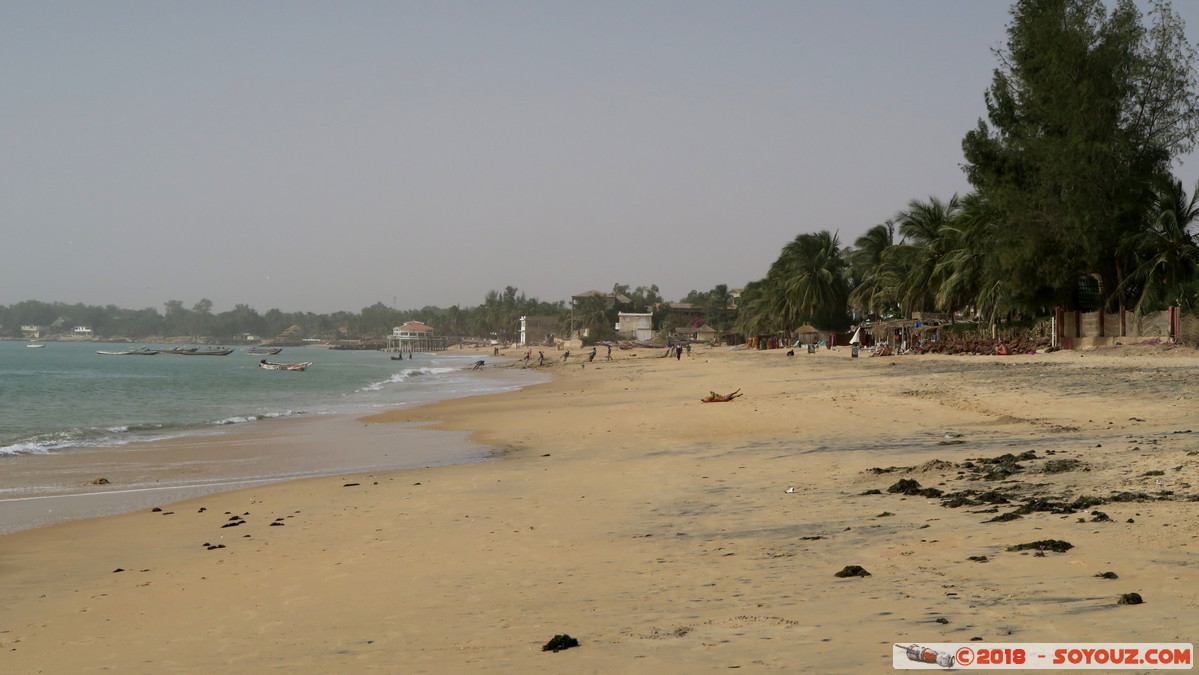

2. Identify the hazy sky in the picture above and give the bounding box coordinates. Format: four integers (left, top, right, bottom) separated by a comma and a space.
6, 1, 1199, 314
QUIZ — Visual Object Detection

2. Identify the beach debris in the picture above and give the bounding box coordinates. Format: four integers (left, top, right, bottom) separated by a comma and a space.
886, 479, 943, 498
88, 477, 110, 485
967, 555, 989, 563
701, 389, 743, 403
112, 568, 125, 573
541, 634, 580, 652
1095, 571, 1119, 579
1042, 458, 1083, 474
1117, 592, 1144, 605
834, 565, 872, 578
876, 511, 895, 517
342, 482, 361, 487
152, 507, 162, 512
1006, 539, 1074, 553
784, 486, 797, 493
935, 617, 949, 624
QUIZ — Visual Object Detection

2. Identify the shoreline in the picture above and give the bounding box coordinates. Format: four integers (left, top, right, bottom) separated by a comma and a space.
0, 412, 499, 535
0, 350, 542, 535
2, 344, 1198, 672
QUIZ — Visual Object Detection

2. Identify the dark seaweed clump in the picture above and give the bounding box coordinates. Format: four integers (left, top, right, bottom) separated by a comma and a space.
886, 479, 944, 498
1007, 539, 1074, 553
542, 634, 580, 652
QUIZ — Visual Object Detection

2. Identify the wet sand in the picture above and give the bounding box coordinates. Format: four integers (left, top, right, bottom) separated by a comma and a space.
1, 344, 1197, 673
0, 413, 494, 534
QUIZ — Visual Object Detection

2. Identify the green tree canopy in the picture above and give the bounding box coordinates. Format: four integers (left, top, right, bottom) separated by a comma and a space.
962, 0, 1199, 311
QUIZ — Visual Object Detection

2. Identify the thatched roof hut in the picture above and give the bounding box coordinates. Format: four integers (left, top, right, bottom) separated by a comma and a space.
792, 324, 821, 343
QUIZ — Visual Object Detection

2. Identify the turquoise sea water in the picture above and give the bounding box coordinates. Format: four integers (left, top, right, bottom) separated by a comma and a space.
0, 341, 534, 456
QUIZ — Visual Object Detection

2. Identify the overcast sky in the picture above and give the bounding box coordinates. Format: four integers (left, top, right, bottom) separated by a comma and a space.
5, 1, 1199, 314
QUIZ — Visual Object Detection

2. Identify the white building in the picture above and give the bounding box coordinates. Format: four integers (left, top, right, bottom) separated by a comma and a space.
385, 321, 446, 352
615, 313, 654, 341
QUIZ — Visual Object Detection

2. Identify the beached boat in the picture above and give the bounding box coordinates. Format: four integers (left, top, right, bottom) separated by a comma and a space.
258, 359, 311, 371
244, 347, 282, 356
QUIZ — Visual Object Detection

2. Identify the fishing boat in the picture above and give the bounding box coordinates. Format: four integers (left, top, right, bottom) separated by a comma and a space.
175, 347, 234, 356
244, 347, 282, 355
26, 343, 46, 348
258, 359, 311, 371
97, 348, 158, 356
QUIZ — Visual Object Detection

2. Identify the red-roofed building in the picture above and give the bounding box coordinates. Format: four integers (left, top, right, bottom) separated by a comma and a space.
386, 321, 446, 353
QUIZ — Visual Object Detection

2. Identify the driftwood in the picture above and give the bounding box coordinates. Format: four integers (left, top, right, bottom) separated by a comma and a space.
701, 388, 742, 403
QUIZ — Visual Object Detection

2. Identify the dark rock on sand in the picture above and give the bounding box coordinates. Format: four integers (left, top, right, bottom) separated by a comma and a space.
886, 479, 943, 498
985, 512, 1023, 523
1095, 571, 1119, 579
1109, 491, 1153, 502
1007, 539, 1074, 553
835, 565, 872, 578
542, 634, 580, 652
1042, 458, 1083, 474
1118, 592, 1144, 605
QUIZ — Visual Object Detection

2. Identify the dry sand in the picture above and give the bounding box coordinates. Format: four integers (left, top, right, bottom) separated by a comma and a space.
2, 344, 1198, 673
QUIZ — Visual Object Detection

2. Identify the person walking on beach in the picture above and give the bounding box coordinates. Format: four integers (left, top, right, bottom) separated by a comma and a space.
675, 345, 683, 360
563, 350, 571, 363
606, 345, 612, 361
685, 343, 691, 357
538, 351, 545, 366
588, 347, 596, 362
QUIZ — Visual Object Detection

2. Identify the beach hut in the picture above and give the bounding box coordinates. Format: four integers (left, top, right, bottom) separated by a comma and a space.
793, 324, 821, 345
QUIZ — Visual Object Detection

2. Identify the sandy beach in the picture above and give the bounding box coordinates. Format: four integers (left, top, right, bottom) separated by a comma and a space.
2, 344, 1198, 673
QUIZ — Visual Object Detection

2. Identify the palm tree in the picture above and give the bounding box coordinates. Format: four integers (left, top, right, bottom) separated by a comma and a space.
932, 192, 999, 319
892, 195, 962, 314
1121, 177, 1199, 312
572, 294, 612, 338
765, 230, 849, 330
733, 279, 780, 338
847, 220, 897, 318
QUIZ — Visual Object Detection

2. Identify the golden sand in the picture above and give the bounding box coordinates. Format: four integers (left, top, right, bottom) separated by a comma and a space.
2, 344, 1197, 673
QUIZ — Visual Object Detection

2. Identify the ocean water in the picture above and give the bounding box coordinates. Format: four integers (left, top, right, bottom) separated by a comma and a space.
0, 341, 546, 533
0, 341, 533, 456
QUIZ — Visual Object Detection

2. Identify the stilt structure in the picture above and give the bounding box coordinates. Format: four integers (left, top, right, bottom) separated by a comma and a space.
386, 321, 447, 354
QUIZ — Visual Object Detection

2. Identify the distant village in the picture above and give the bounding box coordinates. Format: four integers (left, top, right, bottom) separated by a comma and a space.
0, 286, 748, 349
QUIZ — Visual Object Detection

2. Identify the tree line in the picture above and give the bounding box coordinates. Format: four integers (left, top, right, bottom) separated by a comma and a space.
0, 284, 692, 343
736, 0, 1199, 339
